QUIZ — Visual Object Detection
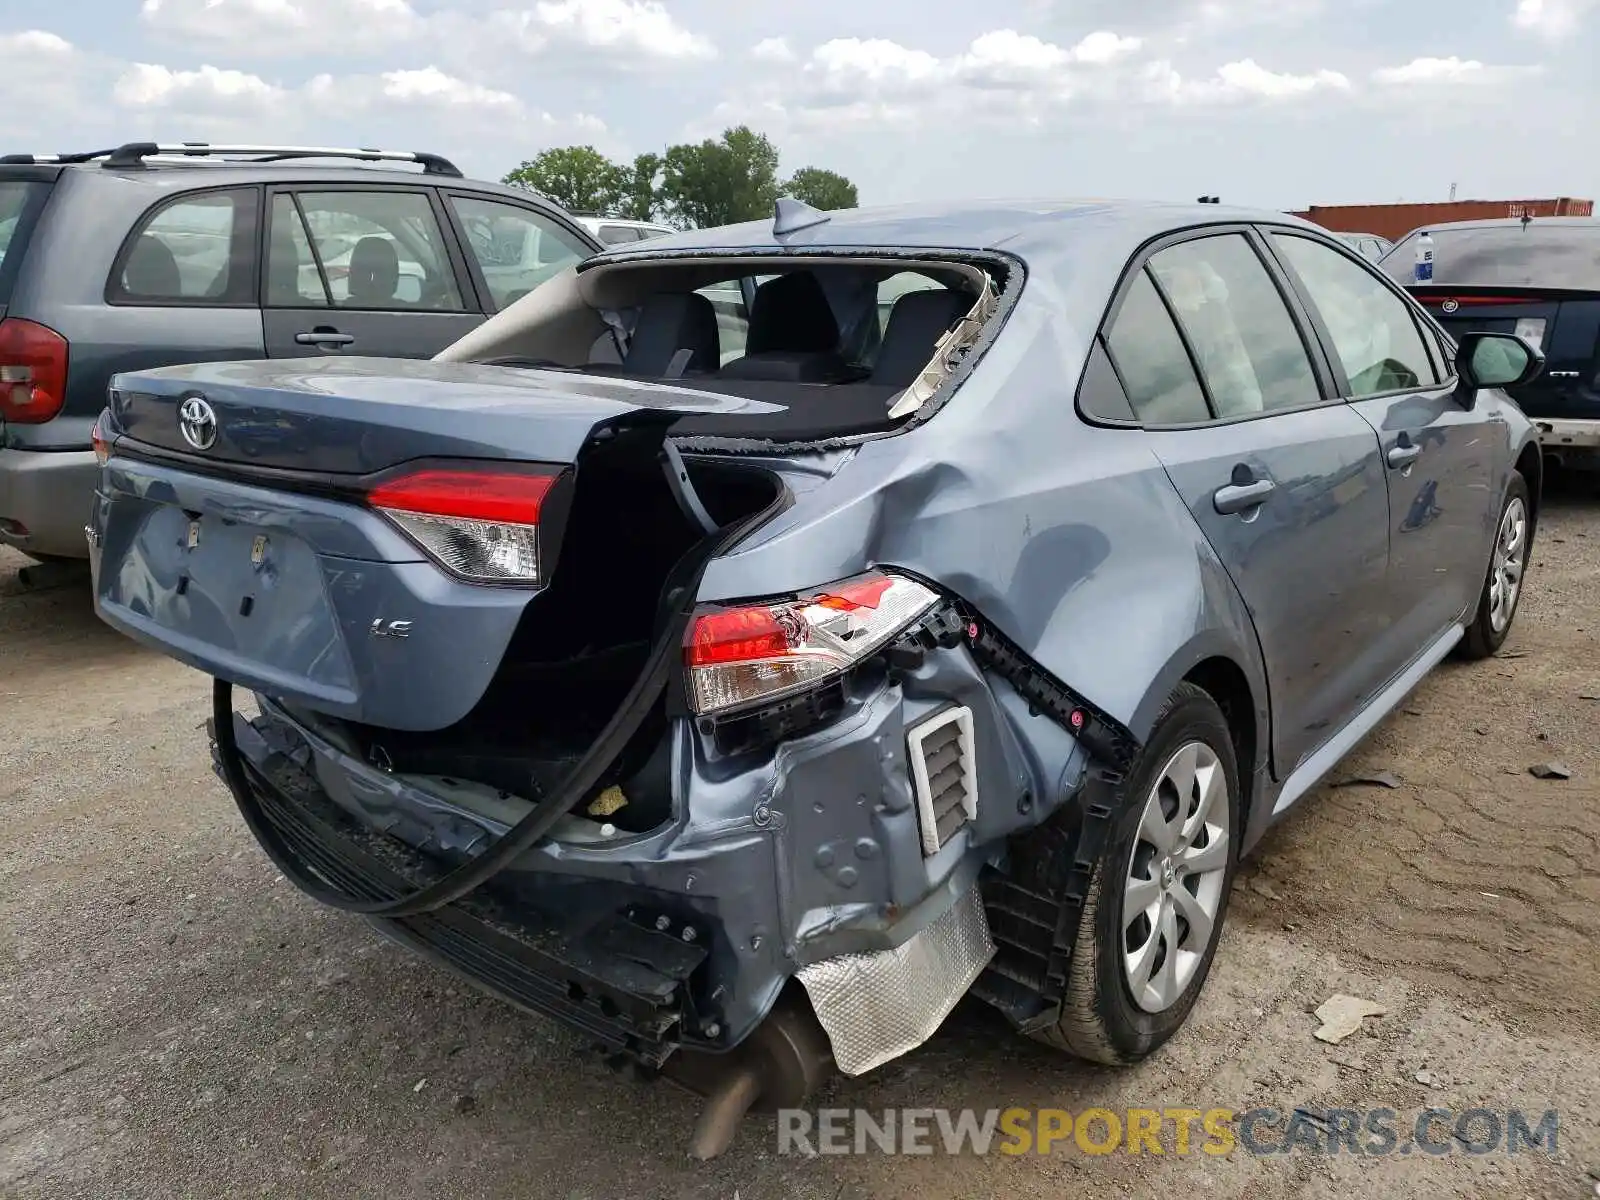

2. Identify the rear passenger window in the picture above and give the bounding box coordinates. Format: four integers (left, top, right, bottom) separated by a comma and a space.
273, 190, 463, 312
1105, 270, 1210, 425
1272, 234, 1437, 395
1148, 234, 1321, 417
110, 189, 257, 305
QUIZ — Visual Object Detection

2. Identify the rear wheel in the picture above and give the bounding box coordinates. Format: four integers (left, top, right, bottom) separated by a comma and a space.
1459, 473, 1531, 660
1032, 682, 1240, 1065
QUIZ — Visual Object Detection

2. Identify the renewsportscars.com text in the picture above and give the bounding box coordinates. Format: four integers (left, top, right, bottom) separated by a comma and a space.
776, 1107, 1561, 1157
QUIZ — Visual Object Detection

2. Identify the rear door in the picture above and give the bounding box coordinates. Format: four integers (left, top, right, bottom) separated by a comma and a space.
1106, 228, 1394, 777
1269, 230, 1494, 656
262, 185, 482, 359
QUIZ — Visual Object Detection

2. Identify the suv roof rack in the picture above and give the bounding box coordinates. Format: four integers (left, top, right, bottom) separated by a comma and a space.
0, 143, 464, 177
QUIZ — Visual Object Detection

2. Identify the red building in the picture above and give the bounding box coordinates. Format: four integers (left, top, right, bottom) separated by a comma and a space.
1289, 197, 1594, 243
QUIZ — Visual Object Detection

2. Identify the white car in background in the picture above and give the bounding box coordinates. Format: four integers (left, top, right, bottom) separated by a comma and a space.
572, 215, 676, 245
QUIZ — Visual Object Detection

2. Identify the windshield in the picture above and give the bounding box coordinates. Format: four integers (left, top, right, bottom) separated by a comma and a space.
0, 180, 48, 305
1381, 224, 1600, 289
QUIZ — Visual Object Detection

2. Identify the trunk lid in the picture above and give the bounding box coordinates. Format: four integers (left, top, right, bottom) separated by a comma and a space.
93, 358, 783, 732
1412, 286, 1600, 419
107, 357, 775, 473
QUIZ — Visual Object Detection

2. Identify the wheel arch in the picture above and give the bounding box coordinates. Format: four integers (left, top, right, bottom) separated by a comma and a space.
1127, 632, 1268, 833
1514, 440, 1543, 531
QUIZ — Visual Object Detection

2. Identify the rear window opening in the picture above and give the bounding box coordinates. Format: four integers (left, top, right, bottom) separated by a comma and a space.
440, 253, 1009, 441
335, 439, 785, 837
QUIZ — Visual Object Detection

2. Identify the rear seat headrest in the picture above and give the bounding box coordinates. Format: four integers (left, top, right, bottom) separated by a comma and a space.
870, 288, 973, 389
625, 292, 721, 376
745, 272, 840, 354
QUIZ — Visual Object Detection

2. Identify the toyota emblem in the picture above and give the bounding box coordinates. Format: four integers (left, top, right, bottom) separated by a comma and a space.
1441, 299, 1459, 314
178, 396, 218, 451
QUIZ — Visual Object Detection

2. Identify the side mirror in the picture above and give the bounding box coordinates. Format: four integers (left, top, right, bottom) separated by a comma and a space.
1455, 331, 1545, 397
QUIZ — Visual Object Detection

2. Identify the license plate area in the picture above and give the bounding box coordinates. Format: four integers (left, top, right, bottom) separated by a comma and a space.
117, 504, 355, 692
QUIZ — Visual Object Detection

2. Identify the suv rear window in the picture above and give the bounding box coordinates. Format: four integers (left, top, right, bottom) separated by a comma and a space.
1382, 225, 1600, 290
0, 180, 49, 306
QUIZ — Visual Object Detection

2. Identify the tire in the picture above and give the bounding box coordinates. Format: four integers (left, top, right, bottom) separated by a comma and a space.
1032, 681, 1241, 1065
1458, 472, 1532, 661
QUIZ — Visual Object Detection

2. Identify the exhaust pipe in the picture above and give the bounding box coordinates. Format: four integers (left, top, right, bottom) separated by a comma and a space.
660, 989, 834, 1160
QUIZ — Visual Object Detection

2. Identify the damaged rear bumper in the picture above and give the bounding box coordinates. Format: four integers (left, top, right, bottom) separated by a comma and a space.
212, 607, 1116, 1074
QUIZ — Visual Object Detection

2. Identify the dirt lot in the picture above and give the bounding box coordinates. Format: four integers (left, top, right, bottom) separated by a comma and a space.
3, 488, 1598, 1200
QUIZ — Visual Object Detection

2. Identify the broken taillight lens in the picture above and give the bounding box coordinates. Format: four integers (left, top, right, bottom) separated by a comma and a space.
0, 317, 69, 425
367, 464, 562, 585
684, 570, 939, 716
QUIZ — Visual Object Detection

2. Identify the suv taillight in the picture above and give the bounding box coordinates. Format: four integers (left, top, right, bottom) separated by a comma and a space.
0, 318, 69, 424
684, 571, 939, 716
367, 463, 563, 585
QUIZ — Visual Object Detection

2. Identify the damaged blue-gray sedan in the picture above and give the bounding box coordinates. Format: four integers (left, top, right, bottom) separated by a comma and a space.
88, 197, 1545, 1155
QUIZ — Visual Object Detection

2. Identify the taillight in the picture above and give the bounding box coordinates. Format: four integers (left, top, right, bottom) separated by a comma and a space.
684, 570, 939, 715
367, 464, 562, 585
0, 317, 69, 424
91, 409, 114, 465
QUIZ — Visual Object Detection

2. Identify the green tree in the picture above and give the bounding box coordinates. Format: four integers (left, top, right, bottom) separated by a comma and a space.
502, 145, 625, 215
659, 126, 781, 229
616, 153, 662, 222
783, 167, 858, 212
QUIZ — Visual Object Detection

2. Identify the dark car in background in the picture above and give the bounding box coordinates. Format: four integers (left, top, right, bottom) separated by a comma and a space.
0, 142, 601, 564
1381, 218, 1600, 473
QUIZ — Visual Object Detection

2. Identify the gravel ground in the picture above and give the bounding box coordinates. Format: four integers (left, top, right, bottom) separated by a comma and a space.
3, 485, 1598, 1200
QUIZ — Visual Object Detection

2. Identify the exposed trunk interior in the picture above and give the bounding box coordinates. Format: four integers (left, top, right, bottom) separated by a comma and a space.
340, 430, 782, 833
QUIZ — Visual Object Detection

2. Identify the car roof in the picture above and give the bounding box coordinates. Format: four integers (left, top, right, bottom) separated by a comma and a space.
1407, 217, 1600, 234
586, 198, 1330, 265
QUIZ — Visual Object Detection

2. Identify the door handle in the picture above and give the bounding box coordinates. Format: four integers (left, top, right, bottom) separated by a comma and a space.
1213, 478, 1276, 515
295, 329, 355, 347
1387, 442, 1421, 469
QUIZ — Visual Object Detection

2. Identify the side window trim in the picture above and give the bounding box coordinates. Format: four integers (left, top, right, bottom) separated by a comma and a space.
105, 184, 261, 308
261, 186, 335, 308
1260, 227, 1446, 400
1090, 224, 1343, 430
1139, 264, 1221, 421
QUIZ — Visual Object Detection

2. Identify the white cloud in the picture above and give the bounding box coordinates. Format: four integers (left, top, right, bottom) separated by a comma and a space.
751, 37, 795, 63
530, 0, 716, 60
377, 66, 521, 110
112, 62, 284, 109
1370, 56, 1541, 89
1, 29, 74, 54
140, 0, 421, 53
1511, 0, 1598, 36
1210, 58, 1350, 97
1070, 31, 1145, 65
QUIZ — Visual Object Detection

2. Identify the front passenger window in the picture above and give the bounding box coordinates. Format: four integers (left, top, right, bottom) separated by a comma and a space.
1272, 233, 1437, 396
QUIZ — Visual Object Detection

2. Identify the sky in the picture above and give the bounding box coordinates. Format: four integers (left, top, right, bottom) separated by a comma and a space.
2, 0, 1596, 213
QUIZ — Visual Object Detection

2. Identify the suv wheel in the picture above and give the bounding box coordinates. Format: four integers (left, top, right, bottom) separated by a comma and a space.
1033, 682, 1240, 1065
1459, 472, 1532, 660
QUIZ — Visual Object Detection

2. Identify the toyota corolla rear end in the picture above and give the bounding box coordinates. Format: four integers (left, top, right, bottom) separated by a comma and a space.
86, 346, 1021, 1108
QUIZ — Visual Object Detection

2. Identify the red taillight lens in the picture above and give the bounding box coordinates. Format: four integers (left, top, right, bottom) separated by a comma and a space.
684, 571, 940, 715
368, 465, 561, 585
686, 606, 793, 666
0, 317, 69, 425
368, 468, 556, 524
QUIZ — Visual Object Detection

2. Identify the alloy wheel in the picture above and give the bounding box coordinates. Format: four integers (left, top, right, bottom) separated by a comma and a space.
1122, 740, 1231, 1014
1487, 495, 1528, 634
